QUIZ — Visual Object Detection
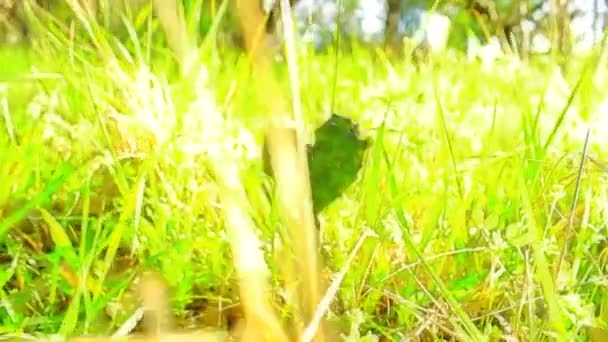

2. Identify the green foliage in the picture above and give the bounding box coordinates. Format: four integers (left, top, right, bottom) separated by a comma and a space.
1, 2, 608, 340
261, 114, 368, 231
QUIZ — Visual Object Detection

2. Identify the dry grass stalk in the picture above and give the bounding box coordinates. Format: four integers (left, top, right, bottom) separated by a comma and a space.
234, 0, 326, 341
210, 158, 290, 342
151, 0, 194, 74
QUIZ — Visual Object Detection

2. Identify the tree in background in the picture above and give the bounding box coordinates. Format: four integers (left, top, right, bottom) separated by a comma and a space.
1, 0, 606, 60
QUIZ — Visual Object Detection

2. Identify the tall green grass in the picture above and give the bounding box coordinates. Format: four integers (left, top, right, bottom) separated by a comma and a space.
1, 3, 608, 341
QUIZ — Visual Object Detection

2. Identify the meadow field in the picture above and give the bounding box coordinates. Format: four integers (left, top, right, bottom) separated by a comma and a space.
1, 4, 608, 341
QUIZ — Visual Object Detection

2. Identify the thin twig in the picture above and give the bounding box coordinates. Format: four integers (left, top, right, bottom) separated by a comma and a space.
556, 128, 590, 282
330, 0, 343, 114
301, 229, 373, 342
113, 307, 145, 337
380, 247, 489, 282
471, 296, 545, 322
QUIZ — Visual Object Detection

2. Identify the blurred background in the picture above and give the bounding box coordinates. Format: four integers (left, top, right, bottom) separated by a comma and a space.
1, 0, 606, 59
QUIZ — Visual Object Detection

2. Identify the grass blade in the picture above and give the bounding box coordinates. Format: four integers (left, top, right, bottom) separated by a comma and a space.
543, 66, 587, 151
0, 163, 76, 242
